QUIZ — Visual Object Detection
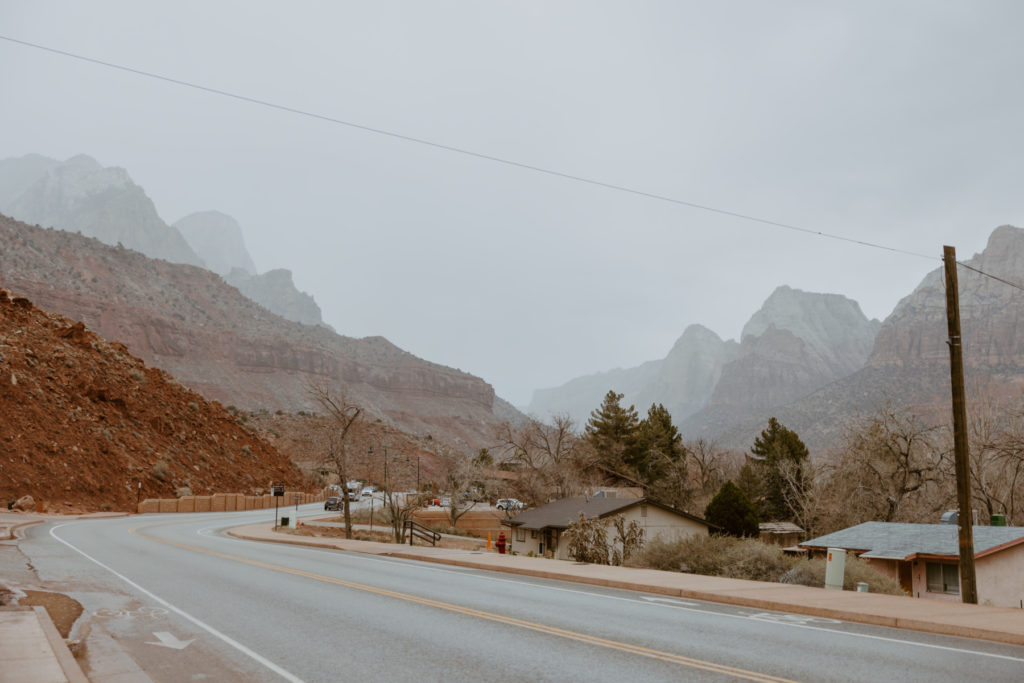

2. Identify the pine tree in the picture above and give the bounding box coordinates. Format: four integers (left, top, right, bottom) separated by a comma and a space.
750, 417, 809, 522
584, 390, 640, 471
704, 481, 760, 537
635, 403, 688, 507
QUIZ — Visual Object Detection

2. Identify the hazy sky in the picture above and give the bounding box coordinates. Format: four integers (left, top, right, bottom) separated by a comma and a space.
2, 2, 1023, 407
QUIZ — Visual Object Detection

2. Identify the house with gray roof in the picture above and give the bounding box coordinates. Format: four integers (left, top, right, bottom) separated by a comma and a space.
800, 522, 1024, 607
502, 493, 714, 561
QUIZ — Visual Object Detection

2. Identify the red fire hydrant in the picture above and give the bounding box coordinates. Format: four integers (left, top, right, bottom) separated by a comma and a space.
496, 531, 507, 554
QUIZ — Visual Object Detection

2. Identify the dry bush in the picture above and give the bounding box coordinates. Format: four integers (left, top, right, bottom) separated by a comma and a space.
628, 534, 905, 595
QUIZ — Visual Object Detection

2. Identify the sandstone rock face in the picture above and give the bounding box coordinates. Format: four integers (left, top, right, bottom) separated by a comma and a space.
527, 324, 739, 426
1, 154, 204, 268
224, 267, 329, 329
0, 214, 509, 452
174, 210, 258, 276
869, 226, 1024, 371
686, 287, 880, 430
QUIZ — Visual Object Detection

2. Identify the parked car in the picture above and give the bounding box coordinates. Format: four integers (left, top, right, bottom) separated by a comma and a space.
347, 490, 361, 501
324, 496, 342, 511
361, 486, 377, 498
496, 498, 524, 512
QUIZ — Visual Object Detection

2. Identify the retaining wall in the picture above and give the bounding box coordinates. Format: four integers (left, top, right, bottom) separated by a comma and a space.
138, 490, 325, 514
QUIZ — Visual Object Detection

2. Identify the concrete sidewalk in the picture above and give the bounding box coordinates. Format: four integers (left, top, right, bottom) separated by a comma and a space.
228, 520, 1024, 648
0, 606, 87, 683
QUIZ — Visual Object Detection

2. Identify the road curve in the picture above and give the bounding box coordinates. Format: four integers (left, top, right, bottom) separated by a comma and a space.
19, 506, 1024, 682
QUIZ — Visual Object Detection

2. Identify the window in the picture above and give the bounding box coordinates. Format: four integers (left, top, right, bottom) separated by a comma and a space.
926, 562, 959, 595
640, 504, 648, 518
530, 530, 537, 539
516, 528, 525, 542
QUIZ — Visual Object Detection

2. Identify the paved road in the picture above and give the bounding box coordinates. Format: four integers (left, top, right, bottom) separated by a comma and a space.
15, 506, 1024, 681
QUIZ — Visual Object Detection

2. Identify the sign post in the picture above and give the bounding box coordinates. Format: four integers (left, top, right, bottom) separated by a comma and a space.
272, 484, 285, 528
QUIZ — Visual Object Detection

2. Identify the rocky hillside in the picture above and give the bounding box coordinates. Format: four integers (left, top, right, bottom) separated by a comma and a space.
1, 154, 204, 267
704, 225, 1024, 453
528, 287, 878, 433
173, 210, 258, 276
0, 288, 303, 512
0, 214, 509, 451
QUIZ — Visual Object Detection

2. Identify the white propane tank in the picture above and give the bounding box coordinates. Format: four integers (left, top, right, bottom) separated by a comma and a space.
825, 547, 846, 590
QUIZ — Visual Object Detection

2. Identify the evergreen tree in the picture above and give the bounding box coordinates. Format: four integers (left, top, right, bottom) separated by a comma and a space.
704, 481, 760, 537
750, 417, 809, 522
585, 390, 640, 470
635, 403, 689, 508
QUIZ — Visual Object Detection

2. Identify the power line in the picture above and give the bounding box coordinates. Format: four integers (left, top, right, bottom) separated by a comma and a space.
0, 34, 939, 263
956, 261, 1024, 293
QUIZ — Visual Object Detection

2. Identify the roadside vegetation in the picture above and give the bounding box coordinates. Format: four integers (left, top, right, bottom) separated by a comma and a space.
626, 534, 906, 595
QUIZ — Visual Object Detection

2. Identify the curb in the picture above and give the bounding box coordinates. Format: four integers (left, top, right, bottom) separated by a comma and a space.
0, 519, 44, 541
228, 526, 1024, 648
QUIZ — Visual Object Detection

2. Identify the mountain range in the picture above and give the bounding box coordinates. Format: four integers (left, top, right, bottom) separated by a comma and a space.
531, 227, 1024, 453
0, 154, 327, 329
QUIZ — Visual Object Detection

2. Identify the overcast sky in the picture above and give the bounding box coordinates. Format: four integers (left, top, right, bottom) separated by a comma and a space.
2, 2, 1023, 407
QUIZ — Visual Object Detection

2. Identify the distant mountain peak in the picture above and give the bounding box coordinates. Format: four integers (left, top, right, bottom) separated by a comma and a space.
175, 210, 258, 276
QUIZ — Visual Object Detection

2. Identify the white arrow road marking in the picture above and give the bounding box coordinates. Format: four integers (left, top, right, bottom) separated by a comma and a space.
146, 631, 195, 650
640, 596, 698, 607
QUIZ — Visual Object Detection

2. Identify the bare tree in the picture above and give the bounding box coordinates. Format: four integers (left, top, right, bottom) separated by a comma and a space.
308, 382, 362, 539
970, 403, 1024, 523
436, 446, 479, 531
685, 439, 728, 504
822, 404, 952, 528
496, 414, 588, 505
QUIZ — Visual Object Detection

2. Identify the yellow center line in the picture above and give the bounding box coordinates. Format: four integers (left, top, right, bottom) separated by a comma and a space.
131, 524, 796, 683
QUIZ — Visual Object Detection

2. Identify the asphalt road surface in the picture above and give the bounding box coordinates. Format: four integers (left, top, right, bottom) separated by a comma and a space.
14, 506, 1024, 681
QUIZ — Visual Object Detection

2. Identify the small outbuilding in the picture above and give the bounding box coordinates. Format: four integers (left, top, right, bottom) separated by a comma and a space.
502, 493, 714, 560
800, 522, 1024, 607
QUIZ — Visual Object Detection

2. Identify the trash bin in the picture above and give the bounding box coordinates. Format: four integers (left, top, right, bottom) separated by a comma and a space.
857, 582, 869, 593
280, 514, 290, 528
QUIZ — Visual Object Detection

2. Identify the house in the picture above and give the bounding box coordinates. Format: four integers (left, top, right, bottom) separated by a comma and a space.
502, 494, 714, 560
800, 522, 1024, 607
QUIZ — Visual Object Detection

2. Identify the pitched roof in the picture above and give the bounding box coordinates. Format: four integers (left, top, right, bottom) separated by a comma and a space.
503, 496, 712, 532
800, 522, 1024, 560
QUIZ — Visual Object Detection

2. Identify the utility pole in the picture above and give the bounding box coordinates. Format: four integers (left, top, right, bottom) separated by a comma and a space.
943, 245, 978, 604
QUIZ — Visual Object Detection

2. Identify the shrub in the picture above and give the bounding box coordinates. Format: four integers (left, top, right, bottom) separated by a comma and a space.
628, 534, 905, 595
704, 481, 759, 537
151, 460, 169, 481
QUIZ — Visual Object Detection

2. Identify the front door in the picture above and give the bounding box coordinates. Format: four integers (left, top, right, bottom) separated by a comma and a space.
899, 561, 913, 595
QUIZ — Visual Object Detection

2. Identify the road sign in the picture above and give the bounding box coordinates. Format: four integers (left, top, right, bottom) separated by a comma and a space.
271, 485, 285, 497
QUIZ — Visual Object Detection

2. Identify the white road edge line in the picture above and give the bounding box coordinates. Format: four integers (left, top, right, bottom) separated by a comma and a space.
206, 522, 1024, 663
49, 522, 306, 683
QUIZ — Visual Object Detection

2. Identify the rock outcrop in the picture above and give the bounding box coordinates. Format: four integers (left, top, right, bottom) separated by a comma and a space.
2, 154, 204, 268
174, 210, 258, 276
224, 267, 330, 329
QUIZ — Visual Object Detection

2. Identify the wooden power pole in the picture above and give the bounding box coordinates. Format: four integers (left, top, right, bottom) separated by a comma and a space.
943, 245, 978, 604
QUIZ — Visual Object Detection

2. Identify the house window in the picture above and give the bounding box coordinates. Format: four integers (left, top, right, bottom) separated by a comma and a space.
926, 562, 960, 595
516, 528, 525, 542
640, 504, 647, 518
530, 530, 537, 539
